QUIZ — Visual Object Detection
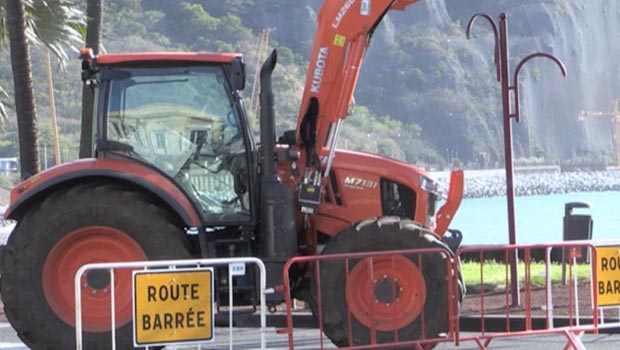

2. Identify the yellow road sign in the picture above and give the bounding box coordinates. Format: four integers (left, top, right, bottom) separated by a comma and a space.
595, 246, 620, 307
133, 268, 214, 346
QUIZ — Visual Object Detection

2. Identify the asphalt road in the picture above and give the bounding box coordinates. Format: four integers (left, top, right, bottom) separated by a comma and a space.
0, 322, 619, 349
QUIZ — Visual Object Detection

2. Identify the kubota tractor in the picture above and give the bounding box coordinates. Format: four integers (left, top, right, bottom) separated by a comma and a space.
0, 1, 463, 349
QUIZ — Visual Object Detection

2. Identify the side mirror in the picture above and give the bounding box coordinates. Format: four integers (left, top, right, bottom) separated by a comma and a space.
230, 57, 246, 91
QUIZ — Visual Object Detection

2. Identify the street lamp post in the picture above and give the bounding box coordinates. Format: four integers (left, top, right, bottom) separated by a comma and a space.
466, 12, 567, 306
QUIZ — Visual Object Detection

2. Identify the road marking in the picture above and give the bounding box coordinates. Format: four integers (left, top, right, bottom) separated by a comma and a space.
0, 344, 26, 349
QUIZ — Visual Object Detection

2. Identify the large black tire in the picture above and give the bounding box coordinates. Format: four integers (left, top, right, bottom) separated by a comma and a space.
310, 216, 457, 349
1, 183, 191, 350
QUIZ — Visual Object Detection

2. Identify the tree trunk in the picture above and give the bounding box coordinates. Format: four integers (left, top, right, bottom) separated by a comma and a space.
79, 0, 104, 158
6, 0, 40, 177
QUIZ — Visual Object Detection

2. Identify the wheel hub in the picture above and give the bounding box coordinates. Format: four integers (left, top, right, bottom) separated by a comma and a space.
345, 255, 427, 331
42, 226, 147, 332
86, 269, 111, 290
373, 276, 400, 304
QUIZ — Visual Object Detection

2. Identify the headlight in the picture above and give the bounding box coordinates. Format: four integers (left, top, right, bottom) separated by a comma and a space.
419, 175, 438, 193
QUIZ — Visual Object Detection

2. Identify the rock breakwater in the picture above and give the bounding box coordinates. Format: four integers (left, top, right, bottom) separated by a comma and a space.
436, 170, 620, 199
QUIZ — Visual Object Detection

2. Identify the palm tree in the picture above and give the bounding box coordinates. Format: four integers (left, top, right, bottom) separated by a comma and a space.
5, 0, 38, 177
80, 0, 103, 158
1, 0, 84, 177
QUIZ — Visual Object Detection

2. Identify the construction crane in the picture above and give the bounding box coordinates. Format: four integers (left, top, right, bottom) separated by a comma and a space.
249, 28, 272, 116
580, 98, 620, 168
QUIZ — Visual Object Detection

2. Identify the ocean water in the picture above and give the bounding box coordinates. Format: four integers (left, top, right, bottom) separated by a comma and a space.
450, 191, 620, 245
2, 193, 618, 246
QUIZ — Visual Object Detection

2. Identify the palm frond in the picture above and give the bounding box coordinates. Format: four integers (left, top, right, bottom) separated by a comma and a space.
24, 0, 85, 66
0, 85, 12, 130
0, 5, 9, 50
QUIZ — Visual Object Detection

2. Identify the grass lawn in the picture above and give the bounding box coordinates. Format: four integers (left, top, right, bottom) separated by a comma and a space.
461, 261, 592, 288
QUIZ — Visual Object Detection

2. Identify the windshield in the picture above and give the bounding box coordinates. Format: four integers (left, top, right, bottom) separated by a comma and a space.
104, 65, 250, 223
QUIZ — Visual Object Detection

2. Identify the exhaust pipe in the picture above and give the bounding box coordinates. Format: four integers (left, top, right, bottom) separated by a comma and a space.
258, 50, 297, 260
259, 49, 278, 178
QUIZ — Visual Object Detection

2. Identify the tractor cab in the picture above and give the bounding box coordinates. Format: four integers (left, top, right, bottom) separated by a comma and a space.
81, 50, 257, 225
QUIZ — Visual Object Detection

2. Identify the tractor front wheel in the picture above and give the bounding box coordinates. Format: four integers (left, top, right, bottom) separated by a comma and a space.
311, 217, 456, 349
1, 183, 191, 350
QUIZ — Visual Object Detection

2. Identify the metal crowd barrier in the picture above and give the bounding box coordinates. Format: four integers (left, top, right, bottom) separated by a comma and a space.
454, 241, 620, 350
281, 247, 458, 350
73, 241, 620, 350
74, 257, 268, 350
281, 240, 620, 350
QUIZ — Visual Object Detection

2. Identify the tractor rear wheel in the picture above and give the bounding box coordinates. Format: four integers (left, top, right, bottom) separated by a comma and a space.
310, 216, 456, 349
0, 183, 191, 350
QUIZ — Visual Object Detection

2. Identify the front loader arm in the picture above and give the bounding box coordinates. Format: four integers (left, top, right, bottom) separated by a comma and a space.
296, 0, 421, 160
435, 169, 464, 236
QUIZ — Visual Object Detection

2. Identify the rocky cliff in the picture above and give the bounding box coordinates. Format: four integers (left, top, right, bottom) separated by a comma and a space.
222, 0, 620, 165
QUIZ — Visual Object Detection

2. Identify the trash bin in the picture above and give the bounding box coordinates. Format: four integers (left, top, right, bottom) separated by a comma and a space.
562, 201, 593, 284
563, 202, 593, 243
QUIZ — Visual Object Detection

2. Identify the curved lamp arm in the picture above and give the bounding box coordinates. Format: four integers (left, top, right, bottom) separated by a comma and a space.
466, 13, 500, 82
512, 52, 567, 122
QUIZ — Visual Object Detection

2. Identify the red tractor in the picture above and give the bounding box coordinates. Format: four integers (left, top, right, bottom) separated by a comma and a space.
0, 0, 463, 349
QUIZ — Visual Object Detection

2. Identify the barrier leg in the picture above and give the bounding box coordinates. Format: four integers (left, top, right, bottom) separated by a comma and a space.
473, 336, 491, 350
562, 330, 586, 350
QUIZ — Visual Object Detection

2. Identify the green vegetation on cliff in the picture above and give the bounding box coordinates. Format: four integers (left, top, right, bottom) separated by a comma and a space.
0, 0, 616, 170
